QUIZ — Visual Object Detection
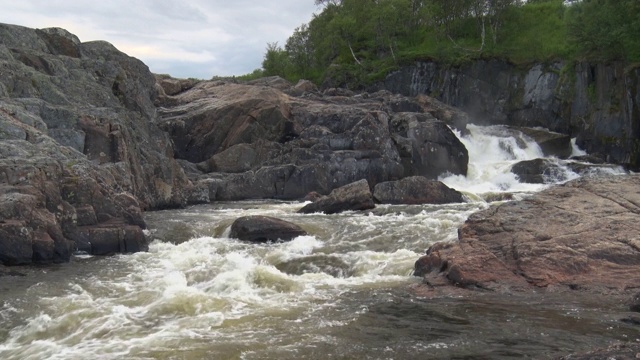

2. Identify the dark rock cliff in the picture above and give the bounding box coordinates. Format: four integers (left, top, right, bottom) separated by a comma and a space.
383, 60, 640, 169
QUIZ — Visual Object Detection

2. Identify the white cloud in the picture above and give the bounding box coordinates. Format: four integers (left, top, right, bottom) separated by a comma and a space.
0, 0, 319, 79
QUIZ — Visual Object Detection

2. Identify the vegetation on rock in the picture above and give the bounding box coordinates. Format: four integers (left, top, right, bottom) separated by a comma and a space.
256, 0, 640, 88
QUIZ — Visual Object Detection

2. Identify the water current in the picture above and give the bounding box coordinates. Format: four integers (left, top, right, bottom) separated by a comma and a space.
0, 125, 637, 359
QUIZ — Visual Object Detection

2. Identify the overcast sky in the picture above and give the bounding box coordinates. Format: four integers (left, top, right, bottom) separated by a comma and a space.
0, 1, 319, 79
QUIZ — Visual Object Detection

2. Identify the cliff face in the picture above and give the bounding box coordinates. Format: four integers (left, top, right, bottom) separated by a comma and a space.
0, 24, 193, 264
383, 60, 640, 169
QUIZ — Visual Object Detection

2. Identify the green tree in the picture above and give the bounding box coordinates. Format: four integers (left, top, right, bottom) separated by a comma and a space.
261, 42, 291, 78
566, 0, 640, 61
285, 24, 314, 79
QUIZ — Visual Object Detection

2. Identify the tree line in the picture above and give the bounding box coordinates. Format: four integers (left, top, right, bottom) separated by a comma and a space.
245, 0, 640, 87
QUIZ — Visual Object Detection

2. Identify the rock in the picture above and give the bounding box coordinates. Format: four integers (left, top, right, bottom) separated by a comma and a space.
294, 79, 318, 93
229, 215, 307, 243
154, 74, 199, 96
414, 174, 640, 293
620, 315, 640, 326
514, 127, 572, 159
373, 176, 464, 204
72, 218, 147, 255
511, 158, 566, 184
415, 94, 470, 133
298, 179, 375, 214
389, 113, 468, 179
157, 76, 467, 200
631, 292, 640, 312
0, 23, 195, 265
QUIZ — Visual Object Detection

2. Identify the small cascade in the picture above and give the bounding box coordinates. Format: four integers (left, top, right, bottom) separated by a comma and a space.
440, 125, 626, 200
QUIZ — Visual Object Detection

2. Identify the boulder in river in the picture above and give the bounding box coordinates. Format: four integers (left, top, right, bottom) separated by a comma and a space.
229, 215, 307, 243
414, 174, 640, 294
510, 158, 566, 184
373, 176, 464, 204
298, 179, 375, 214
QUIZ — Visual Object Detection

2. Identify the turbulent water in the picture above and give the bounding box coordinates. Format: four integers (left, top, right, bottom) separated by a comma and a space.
1, 126, 636, 360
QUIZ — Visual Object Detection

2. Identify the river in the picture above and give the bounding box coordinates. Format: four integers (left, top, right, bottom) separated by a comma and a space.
1, 125, 637, 359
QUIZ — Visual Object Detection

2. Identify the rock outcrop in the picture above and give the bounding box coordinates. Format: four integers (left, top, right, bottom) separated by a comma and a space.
414, 174, 640, 294
229, 216, 307, 243
373, 176, 464, 204
156, 77, 470, 201
298, 179, 375, 214
0, 24, 194, 264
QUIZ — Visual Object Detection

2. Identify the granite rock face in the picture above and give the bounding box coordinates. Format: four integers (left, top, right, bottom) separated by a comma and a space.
0, 24, 194, 264
414, 174, 640, 294
156, 78, 470, 201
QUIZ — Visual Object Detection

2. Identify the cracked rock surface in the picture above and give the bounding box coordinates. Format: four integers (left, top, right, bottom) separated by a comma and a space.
415, 174, 640, 295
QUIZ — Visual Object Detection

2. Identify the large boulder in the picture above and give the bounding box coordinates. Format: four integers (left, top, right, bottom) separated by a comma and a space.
298, 179, 375, 214
373, 176, 464, 204
229, 216, 307, 243
414, 174, 640, 294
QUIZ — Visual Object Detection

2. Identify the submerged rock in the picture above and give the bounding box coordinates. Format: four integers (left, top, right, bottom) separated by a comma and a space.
414, 174, 640, 294
298, 179, 375, 214
373, 176, 464, 204
229, 215, 307, 243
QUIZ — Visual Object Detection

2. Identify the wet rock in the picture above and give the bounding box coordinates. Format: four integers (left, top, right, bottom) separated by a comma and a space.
72, 218, 148, 255
229, 215, 307, 243
631, 292, 640, 312
298, 179, 375, 214
373, 176, 464, 204
515, 127, 572, 159
390, 113, 468, 179
511, 158, 565, 184
620, 315, 640, 326
415, 174, 640, 293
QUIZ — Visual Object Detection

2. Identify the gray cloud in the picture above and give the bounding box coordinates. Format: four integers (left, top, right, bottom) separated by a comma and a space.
0, 0, 319, 79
